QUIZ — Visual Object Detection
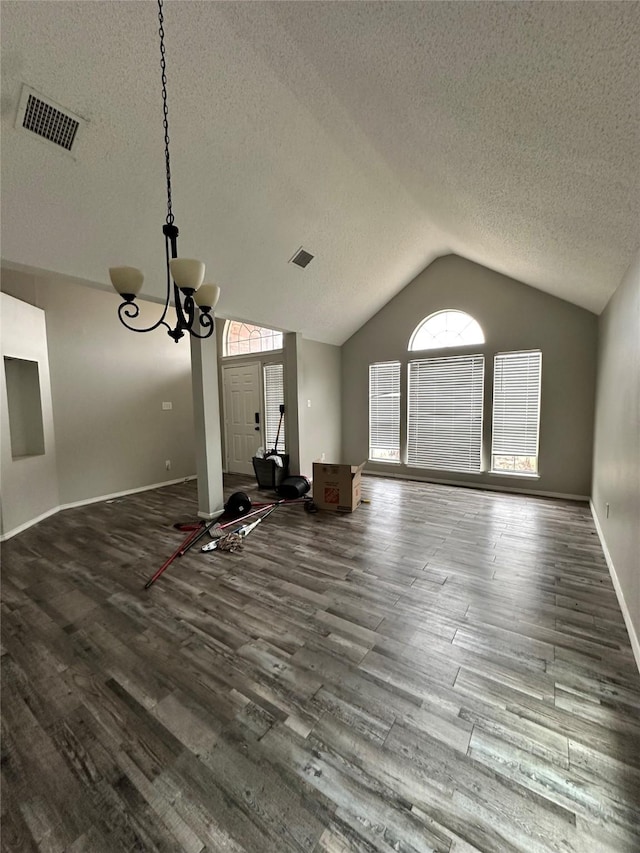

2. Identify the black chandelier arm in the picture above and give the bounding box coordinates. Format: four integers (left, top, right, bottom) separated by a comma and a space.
188, 311, 215, 339
114, 228, 175, 334
117, 300, 140, 325
174, 285, 196, 333
117, 298, 171, 335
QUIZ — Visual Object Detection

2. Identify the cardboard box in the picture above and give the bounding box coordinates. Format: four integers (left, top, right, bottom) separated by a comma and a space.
312, 461, 366, 512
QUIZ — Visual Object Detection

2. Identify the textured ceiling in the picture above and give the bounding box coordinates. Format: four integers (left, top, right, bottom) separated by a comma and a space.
1, 1, 639, 345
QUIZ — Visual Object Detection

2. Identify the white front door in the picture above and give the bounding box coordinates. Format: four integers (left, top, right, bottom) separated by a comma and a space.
222, 363, 262, 474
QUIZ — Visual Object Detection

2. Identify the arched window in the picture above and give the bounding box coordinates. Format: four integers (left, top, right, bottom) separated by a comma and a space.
409, 310, 484, 351
223, 321, 283, 357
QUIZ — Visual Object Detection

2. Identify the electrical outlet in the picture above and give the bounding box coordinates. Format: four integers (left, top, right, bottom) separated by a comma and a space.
162, 401, 172, 410
165, 460, 171, 471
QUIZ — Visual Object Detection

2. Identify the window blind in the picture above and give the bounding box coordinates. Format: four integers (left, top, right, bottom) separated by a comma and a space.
492, 350, 542, 473
263, 363, 285, 451
407, 355, 484, 473
369, 362, 401, 462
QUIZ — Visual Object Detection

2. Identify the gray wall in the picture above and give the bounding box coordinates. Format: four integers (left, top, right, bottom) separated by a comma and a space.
342, 254, 598, 498
592, 248, 640, 660
299, 338, 342, 477
1, 267, 195, 508
1, 293, 59, 537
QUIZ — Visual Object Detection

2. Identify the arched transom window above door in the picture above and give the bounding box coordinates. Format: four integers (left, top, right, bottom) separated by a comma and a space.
409, 310, 484, 351
223, 321, 283, 357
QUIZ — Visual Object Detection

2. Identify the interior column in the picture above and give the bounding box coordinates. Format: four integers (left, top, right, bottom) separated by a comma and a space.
190, 331, 225, 519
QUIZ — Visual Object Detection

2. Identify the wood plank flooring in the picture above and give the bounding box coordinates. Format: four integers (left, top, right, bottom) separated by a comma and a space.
2, 475, 639, 852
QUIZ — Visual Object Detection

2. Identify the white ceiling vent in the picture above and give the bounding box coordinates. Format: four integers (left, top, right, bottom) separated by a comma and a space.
15, 85, 86, 156
290, 247, 314, 269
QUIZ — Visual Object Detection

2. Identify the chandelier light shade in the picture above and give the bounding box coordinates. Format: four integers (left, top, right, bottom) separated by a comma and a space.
109, 0, 218, 343
169, 259, 205, 292
108, 266, 144, 299
194, 284, 221, 311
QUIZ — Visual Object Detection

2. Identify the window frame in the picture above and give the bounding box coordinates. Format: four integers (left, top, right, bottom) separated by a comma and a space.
490, 349, 542, 478
368, 361, 401, 463
366, 310, 544, 482
222, 320, 283, 359
407, 353, 485, 474
409, 310, 485, 352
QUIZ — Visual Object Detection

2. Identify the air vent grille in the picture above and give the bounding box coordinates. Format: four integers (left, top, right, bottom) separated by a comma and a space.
22, 94, 80, 151
290, 248, 314, 269
15, 85, 86, 156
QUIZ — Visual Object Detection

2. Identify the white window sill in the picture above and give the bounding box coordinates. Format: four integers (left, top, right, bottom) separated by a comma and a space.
221, 349, 283, 360
489, 470, 540, 479
368, 459, 402, 465
408, 464, 483, 475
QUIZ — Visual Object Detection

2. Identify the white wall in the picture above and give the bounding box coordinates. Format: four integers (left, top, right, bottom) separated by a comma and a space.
299, 338, 342, 477
1, 293, 59, 536
592, 248, 640, 667
1, 268, 195, 511
342, 255, 598, 498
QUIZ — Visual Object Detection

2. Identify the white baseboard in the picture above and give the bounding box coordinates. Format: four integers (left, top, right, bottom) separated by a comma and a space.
0, 475, 197, 542
0, 505, 61, 541
590, 500, 640, 675
197, 509, 225, 521
365, 468, 589, 502
58, 475, 197, 511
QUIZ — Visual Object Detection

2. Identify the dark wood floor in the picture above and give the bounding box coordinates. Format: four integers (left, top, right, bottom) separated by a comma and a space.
2, 475, 640, 852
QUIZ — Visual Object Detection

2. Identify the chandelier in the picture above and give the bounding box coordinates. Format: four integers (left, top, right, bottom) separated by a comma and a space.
109, 0, 219, 342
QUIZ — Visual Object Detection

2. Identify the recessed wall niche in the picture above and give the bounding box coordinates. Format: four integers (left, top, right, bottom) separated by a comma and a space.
4, 356, 46, 458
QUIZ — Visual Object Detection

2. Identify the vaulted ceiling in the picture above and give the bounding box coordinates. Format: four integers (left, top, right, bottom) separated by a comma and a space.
2, 1, 639, 344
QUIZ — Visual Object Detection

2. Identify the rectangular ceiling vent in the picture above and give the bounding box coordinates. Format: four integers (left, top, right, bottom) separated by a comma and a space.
290, 247, 314, 269
15, 85, 86, 155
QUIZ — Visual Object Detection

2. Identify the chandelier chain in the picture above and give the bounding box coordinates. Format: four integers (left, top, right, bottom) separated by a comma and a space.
157, 0, 174, 225
111, 0, 216, 342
